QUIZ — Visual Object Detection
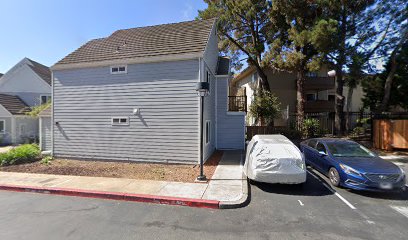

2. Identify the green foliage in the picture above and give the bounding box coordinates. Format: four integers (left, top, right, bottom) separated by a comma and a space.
362, 41, 408, 111
198, 0, 274, 90
351, 126, 366, 136
26, 101, 51, 117
302, 118, 320, 138
40, 155, 53, 165
0, 144, 40, 166
278, 128, 302, 141
249, 90, 281, 126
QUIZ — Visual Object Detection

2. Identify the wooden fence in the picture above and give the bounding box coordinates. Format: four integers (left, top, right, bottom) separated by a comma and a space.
373, 119, 408, 150
246, 126, 289, 140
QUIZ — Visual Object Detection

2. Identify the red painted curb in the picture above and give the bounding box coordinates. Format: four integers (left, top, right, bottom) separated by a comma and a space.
0, 184, 220, 209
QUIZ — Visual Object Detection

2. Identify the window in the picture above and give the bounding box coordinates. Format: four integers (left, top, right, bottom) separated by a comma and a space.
205, 121, 211, 144
0, 120, 5, 133
316, 142, 327, 154
110, 65, 127, 74
306, 93, 317, 101
328, 94, 335, 101
306, 72, 318, 77
205, 70, 211, 94
40, 95, 51, 104
308, 139, 317, 149
251, 72, 258, 83
111, 117, 129, 126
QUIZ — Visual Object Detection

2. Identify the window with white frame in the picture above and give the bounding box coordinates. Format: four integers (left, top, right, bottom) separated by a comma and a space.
40, 95, 51, 104
111, 117, 129, 126
0, 120, 5, 133
206, 70, 211, 94
110, 65, 127, 74
205, 120, 211, 144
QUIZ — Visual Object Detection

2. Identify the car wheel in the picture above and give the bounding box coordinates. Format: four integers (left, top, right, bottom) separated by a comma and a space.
329, 167, 341, 187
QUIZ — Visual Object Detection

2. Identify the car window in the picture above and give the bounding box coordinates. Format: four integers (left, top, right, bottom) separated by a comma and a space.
326, 142, 375, 157
316, 142, 327, 154
308, 139, 317, 149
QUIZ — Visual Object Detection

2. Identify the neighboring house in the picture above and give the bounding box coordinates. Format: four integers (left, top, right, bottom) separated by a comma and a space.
0, 58, 52, 144
230, 66, 365, 126
49, 19, 245, 163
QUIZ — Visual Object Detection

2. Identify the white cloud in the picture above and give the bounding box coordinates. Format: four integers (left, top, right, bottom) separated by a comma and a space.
181, 2, 194, 21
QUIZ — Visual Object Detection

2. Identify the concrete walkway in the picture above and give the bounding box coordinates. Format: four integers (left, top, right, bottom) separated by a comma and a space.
0, 150, 247, 208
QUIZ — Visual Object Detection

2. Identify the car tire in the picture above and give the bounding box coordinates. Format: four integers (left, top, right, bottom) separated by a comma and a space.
329, 167, 341, 187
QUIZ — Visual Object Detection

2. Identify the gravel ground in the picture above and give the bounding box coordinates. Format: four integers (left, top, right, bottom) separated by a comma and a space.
0, 151, 223, 183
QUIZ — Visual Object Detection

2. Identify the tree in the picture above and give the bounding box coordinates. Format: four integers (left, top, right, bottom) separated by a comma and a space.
362, 41, 408, 111
198, 0, 273, 90
265, 0, 324, 125
311, 0, 385, 135
249, 90, 281, 126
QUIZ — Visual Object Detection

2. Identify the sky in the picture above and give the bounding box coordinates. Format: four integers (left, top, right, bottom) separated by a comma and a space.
0, 0, 207, 73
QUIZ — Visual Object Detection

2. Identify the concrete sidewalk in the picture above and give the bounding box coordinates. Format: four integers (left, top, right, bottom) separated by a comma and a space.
0, 150, 248, 209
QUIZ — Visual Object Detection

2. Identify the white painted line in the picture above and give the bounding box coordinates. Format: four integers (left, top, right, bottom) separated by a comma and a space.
334, 192, 357, 210
390, 206, 408, 218
298, 200, 304, 206
307, 169, 357, 210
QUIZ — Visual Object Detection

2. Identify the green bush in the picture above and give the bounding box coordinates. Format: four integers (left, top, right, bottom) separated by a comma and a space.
0, 144, 40, 166
40, 155, 53, 165
249, 90, 281, 126
302, 118, 321, 138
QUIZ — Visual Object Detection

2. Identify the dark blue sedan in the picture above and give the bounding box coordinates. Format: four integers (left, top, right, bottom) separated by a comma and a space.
300, 138, 406, 192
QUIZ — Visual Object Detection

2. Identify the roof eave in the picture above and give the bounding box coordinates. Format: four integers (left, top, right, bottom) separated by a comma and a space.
51, 52, 204, 71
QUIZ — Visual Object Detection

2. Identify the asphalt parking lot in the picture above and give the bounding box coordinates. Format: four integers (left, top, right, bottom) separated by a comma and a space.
0, 160, 406, 240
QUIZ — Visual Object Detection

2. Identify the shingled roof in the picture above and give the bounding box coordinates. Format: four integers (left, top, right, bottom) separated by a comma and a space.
27, 59, 51, 85
54, 18, 216, 67
0, 94, 30, 115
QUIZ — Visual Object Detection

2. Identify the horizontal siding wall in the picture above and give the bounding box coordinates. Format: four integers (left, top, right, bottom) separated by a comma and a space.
40, 117, 51, 151
53, 59, 200, 164
216, 76, 245, 149
15, 117, 39, 143
0, 117, 12, 144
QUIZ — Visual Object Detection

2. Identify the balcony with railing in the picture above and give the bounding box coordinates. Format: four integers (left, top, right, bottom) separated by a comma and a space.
304, 77, 335, 91
304, 100, 335, 112
228, 96, 247, 112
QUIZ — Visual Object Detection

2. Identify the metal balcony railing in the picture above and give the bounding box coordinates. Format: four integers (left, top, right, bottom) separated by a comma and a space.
228, 96, 247, 112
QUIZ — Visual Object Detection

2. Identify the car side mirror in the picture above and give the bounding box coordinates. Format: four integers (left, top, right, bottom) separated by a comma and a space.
318, 151, 327, 156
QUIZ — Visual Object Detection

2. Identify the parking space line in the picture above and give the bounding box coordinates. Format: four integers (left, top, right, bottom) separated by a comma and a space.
390, 206, 408, 219
307, 169, 356, 210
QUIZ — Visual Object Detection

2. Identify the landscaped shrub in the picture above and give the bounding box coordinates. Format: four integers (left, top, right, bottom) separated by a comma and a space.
0, 144, 40, 166
249, 90, 281, 126
278, 128, 303, 141
302, 118, 321, 138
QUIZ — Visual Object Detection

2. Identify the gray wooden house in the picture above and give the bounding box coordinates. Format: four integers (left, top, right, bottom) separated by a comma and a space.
46, 19, 245, 164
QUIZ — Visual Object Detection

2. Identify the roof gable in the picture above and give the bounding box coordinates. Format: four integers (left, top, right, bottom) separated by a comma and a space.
54, 19, 216, 67
0, 94, 30, 115
0, 58, 51, 88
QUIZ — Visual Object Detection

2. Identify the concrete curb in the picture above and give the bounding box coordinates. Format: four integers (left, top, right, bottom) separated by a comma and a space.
218, 172, 250, 209
0, 184, 220, 209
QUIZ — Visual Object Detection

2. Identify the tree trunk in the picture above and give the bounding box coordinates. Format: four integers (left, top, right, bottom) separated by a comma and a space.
380, 46, 399, 112
334, 66, 345, 135
345, 86, 354, 133
296, 70, 305, 130
334, 8, 347, 136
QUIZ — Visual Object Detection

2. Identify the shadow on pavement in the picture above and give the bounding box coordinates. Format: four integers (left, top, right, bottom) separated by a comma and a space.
347, 188, 408, 201
250, 172, 334, 197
